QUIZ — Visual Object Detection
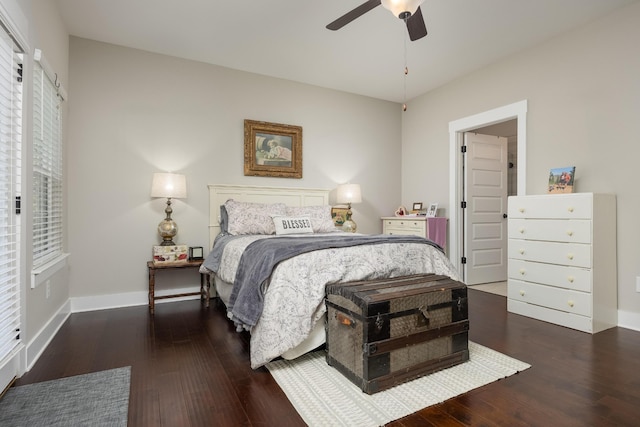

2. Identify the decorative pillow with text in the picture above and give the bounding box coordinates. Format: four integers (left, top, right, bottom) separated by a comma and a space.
271, 215, 314, 235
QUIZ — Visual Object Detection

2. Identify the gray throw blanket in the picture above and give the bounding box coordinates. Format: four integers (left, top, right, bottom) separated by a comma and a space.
226, 234, 443, 327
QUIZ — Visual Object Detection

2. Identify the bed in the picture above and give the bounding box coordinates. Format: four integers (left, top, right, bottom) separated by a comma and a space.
201, 184, 461, 369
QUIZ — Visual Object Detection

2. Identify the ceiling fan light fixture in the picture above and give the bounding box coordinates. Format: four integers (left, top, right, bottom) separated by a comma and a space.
381, 0, 424, 19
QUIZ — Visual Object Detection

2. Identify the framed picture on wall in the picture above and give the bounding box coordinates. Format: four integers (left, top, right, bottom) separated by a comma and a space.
427, 203, 438, 217
244, 119, 302, 178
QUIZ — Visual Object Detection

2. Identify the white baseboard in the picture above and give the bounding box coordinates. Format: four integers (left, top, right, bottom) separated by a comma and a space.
70, 286, 203, 313
26, 300, 71, 371
617, 309, 640, 332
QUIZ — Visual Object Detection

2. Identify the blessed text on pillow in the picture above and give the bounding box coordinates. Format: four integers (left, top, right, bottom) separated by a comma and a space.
272, 215, 314, 235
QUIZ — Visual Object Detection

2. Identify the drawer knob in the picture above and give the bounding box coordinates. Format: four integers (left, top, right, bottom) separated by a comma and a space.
519, 249, 525, 255
519, 227, 525, 234
400, 222, 404, 225
568, 206, 574, 213
568, 276, 575, 283
568, 300, 574, 308
520, 290, 525, 296
518, 208, 525, 213
567, 253, 574, 260
519, 268, 525, 275
567, 230, 573, 236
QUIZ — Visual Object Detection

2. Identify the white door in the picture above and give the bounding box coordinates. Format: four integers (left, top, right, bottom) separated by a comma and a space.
463, 132, 508, 285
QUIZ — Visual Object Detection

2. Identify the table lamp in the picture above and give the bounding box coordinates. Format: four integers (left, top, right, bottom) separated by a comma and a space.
151, 172, 187, 246
337, 183, 362, 233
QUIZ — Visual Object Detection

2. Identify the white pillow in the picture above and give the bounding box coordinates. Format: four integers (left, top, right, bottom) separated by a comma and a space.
285, 205, 336, 233
225, 199, 287, 235
272, 215, 314, 235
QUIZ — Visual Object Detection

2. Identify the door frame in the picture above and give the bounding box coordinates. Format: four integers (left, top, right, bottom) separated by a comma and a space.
448, 100, 528, 281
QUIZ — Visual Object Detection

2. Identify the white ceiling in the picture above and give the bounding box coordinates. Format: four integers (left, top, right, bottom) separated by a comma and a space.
54, 0, 636, 103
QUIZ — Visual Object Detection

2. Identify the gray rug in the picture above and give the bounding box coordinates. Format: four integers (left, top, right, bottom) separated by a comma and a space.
0, 366, 131, 427
267, 342, 530, 427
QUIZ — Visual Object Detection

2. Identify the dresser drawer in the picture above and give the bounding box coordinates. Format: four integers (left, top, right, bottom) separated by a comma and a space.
508, 259, 591, 292
508, 194, 593, 219
508, 219, 591, 244
507, 299, 594, 333
508, 239, 591, 268
508, 279, 591, 317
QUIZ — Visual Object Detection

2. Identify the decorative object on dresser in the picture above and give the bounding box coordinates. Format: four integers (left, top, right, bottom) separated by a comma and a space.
394, 205, 407, 216
382, 216, 448, 250
244, 119, 302, 179
150, 172, 187, 246
325, 274, 469, 394
548, 166, 576, 194
507, 193, 617, 333
189, 246, 204, 261
336, 183, 362, 232
411, 202, 423, 213
427, 202, 438, 217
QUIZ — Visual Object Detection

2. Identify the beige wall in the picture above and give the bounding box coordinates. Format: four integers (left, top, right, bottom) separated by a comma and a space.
402, 2, 640, 327
66, 37, 402, 300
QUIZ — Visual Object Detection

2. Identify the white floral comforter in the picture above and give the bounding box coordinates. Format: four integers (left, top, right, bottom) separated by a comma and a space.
215, 234, 461, 369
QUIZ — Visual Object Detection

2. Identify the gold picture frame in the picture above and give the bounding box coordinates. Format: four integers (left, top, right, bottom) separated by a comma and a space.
244, 119, 302, 178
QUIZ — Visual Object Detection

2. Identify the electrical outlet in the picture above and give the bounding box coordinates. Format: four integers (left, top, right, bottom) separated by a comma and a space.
636, 276, 640, 293
46, 280, 50, 299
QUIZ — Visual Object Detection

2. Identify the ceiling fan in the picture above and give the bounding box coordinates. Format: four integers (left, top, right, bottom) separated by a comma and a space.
327, 0, 427, 41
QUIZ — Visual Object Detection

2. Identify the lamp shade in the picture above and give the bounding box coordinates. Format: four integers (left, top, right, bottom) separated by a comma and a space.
380, 0, 424, 18
150, 173, 187, 199
337, 184, 362, 205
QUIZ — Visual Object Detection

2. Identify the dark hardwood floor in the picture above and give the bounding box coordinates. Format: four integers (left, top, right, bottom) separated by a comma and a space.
15, 289, 640, 426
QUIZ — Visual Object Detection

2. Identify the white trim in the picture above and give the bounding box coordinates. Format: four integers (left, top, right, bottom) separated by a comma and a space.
31, 253, 69, 288
25, 300, 71, 371
33, 48, 67, 100
70, 286, 203, 313
448, 100, 528, 278
617, 309, 640, 332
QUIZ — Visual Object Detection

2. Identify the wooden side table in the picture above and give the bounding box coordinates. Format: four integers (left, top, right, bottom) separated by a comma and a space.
147, 260, 210, 314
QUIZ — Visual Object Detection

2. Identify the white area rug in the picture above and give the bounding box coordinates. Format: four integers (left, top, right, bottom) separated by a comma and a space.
267, 342, 530, 427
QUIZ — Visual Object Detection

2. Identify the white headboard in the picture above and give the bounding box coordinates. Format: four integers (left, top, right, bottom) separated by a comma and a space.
208, 184, 330, 249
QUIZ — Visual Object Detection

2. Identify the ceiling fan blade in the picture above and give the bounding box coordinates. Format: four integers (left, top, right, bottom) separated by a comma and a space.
326, 0, 381, 31
406, 6, 427, 41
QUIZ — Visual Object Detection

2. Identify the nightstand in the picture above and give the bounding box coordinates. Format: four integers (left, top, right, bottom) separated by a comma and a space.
381, 216, 448, 250
147, 260, 211, 314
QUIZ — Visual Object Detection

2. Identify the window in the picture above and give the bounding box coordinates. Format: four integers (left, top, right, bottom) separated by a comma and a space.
32, 51, 64, 269
0, 18, 23, 389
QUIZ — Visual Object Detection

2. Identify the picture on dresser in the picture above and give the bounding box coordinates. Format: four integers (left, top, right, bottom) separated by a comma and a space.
547, 166, 575, 194
426, 203, 438, 217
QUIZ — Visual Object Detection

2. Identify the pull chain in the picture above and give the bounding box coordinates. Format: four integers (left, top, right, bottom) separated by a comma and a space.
403, 19, 408, 112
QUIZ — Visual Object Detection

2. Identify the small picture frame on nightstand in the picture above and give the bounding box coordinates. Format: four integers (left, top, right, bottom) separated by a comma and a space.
189, 246, 204, 261
427, 203, 438, 217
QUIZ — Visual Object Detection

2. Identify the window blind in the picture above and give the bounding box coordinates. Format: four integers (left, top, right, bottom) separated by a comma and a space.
32, 54, 63, 268
0, 20, 22, 375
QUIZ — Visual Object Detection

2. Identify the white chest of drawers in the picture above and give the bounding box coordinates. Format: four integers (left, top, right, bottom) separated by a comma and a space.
381, 217, 427, 237
507, 193, 617, 333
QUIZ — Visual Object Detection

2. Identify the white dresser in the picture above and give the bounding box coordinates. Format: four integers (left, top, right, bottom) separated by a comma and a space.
507, 193, 617, 333
381, 216, 427, 237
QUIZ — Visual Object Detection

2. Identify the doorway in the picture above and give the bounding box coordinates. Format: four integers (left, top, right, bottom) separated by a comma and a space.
448, 100, 528, 284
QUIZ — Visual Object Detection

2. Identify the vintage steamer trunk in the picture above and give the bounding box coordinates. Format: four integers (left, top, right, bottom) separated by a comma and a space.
325, 274, 469, 394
